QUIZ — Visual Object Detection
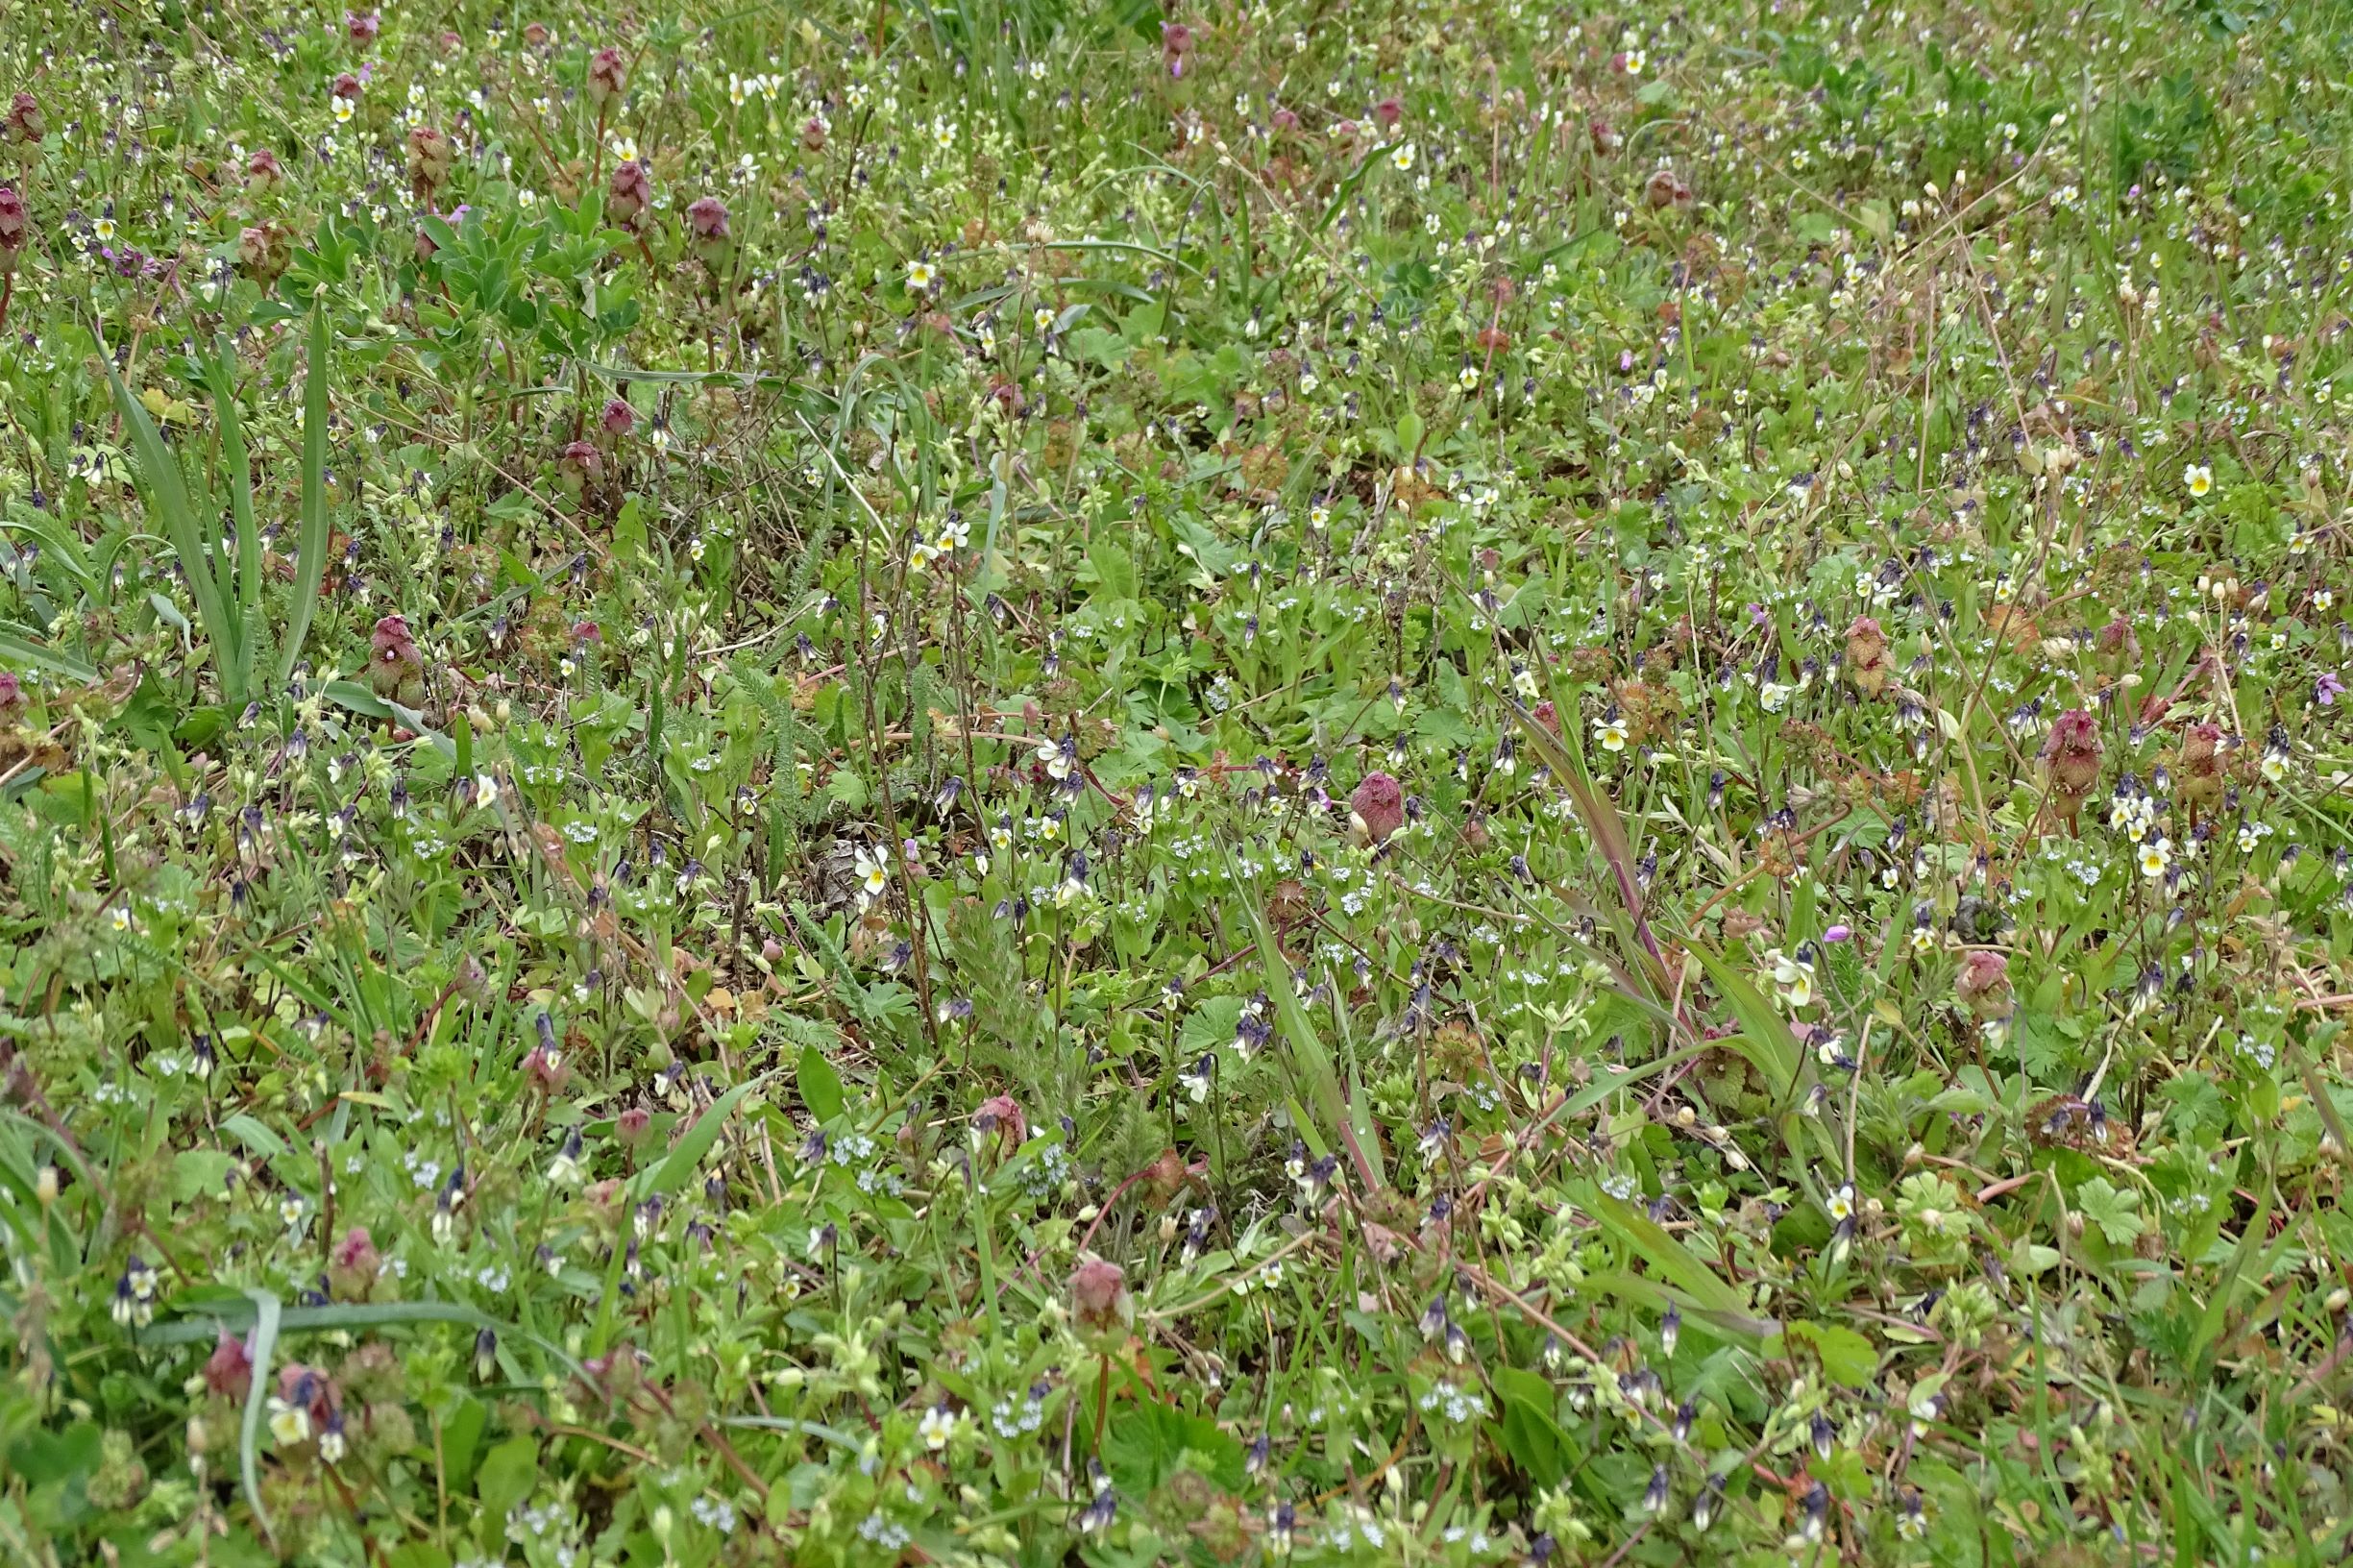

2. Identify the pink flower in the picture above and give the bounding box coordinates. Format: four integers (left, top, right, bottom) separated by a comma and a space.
346, 10, 380, 43
600, 397, 636, 438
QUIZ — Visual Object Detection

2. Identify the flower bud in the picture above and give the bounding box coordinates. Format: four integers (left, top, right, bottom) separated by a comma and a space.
1844, 616, 1890, 697
1954, 949, 2013, 1021
586, 47, 627, 111
615, 1104, 653, 1149
607, 159, 651, 231
1349, 772, 1404, 845
369, 614, 424, 703
2041, 708, 2103, 803
685, 193, 731, 266
246, 147, 285, 194
9, 91, 45, 144
406, 127, 453, 202
1160, 23, 1194, 78
0, 185, 25, 273
205, 1330, 254, 1400
972, 1093, 1026, 1161
556, 439, 602, 500
327, 1226, 380, 1301
1070, 1257, 1133, 1349
235, 222, 292, 288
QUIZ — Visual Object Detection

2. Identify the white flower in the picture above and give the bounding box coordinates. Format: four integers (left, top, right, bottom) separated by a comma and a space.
1390, 142, 1416, 172
1594, 717, 1629, 752
1827, 1184, 1854, 1221
905, 258, 936, 292
2138, 837, 2172, 878
1457, 364, 1481, 392
268, 1399, 312, 1446
918, 1405, 959, 1451
854, 847, 891, 901
2183, 463, 2213, 497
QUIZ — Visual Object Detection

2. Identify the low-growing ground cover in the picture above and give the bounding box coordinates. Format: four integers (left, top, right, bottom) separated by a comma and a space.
3, 0, 2353, 1562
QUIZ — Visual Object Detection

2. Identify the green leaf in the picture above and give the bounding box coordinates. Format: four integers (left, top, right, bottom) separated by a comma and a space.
207, 335, 263, 699
797, 1042, 844, 1124
475, 1435, 539, 1522
324, 679, 455, 758
2074, 1176, 2145, 1247
219, 1113, 290, 1164
1784, 1320, 1880, 1386
1489, 1366, 1568, 1484
1101, 1401, 1245, 1496
1088, 538, 1140, 601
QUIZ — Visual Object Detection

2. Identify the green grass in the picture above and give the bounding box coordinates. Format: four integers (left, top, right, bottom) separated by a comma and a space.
4, 0, 2353, 1563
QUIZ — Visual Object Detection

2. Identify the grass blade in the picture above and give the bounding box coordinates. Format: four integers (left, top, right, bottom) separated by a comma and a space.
0, 625, 97, 683
276, 303, 331, 690
235, 1286, 282, 1549
102, 338, 241, 706
208, 336, 263, 702
140, 1296, 588, 1384
636, 1072, 771, 1198
1507, 698, 1669, 985
1682, 943, 1803, 1104
1231, 860, 1384, 1190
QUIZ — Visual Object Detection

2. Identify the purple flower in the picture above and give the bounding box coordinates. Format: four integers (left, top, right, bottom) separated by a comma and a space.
2317, 672, 2346, 707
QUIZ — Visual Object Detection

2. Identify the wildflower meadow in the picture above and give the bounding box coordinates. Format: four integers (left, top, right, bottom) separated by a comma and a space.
3, 0, 2353, 1563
